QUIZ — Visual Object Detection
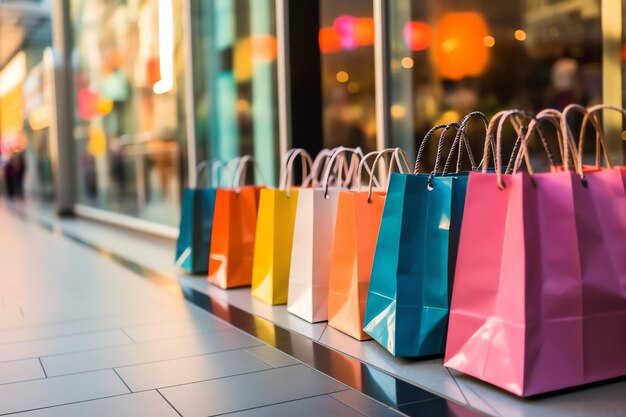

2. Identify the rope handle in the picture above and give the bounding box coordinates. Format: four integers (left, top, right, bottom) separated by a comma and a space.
278, 149, 303, 192
232, 155, 267, 192
321, 147, 363, 198
366, 148, 411, 201
444, 111, 486, 174
283, 149, 314, 197
356, 151, 384, 192
196, 160, 226, 188
561, 104, 604, 176
512, 110, 566, 175
580, 104, 625, 169
303, 149, 334, 187
219, 157, 242, 188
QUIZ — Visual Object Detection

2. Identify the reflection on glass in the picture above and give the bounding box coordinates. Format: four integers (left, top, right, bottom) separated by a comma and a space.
388, 0, 603, 163
70, 0, 187, 226
319, 0, 377, 152
192, 0, 279, 185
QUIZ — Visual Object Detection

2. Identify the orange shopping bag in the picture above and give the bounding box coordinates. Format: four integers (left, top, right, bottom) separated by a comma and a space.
327, 148, 411, 340
208, 156, 264, 289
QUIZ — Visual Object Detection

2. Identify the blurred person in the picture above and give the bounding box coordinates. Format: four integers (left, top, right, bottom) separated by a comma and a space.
4, 151, 26, 199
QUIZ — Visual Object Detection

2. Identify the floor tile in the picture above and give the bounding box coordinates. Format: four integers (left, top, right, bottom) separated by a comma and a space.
244, 345, 299, 368
116, 349, 271, 391
159, 364, 347, 417
0, 329, 133, 363
122, 316, 230, 342
331, 390, 404, 417
0, 358, 45, 385
41, 328, 262, 377
220, 395, 364, 417
0, 369, 129, 415
0, 307, 204, 346
7, 391, 180, 417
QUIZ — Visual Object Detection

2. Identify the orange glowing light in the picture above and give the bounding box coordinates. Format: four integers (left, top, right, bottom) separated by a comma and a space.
403, 21, 432, 51
354, 18, 375, 46
319, 27, 343, 53
251, 34, 278, 62
434, 12, 490, 80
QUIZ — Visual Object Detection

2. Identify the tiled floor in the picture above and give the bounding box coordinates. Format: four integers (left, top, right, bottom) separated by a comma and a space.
0, 205, 403, 416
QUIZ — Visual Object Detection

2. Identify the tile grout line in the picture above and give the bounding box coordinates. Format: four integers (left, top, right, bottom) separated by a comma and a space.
156, 389, 184, 417
111, 368, 133, 393
37, 357, 48, 378
119, 328, 137, 343
135, 364, 302, 393
41, 342, 266, 379
208, 392, 368, 417
0, 391, 139, 417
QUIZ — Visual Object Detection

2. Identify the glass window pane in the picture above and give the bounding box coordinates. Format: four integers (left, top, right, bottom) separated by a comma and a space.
388, 0, 603, 164
319, 0, 377, 152
192, 0, 279, 185
70, 0, 187, 226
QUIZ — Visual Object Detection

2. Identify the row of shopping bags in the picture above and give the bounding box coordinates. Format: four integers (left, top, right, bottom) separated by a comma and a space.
176, 104, 626, 396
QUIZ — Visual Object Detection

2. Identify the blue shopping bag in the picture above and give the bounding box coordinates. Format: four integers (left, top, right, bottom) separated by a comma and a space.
363, 115, 485, 357
175, 160, 231, 274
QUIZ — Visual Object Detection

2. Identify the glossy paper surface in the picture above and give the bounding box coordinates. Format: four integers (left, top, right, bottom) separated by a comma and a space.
363, 172, 468, 357
287, 188, 341, 323
444, 169, 626, 396
175, 188, 217, 273
251, 188, 300, 305
208, 186, 261, 289
327, 191, 385, 340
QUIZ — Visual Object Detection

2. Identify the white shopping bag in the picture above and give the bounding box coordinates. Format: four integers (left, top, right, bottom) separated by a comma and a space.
287, 147, 362, 323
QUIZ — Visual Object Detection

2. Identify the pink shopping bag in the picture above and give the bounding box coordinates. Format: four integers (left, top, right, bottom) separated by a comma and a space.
445, 110, 589, 396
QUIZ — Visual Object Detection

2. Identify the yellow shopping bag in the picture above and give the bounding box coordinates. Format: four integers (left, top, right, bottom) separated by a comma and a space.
251, 149, 314, 305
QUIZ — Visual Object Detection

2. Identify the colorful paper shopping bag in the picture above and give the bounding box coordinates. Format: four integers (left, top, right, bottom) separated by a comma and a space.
175, 161, 226, 273
363, 120, 479, 356
327, 148, 410, 340
287, 147, 362, 323
251, 149, 313, 305
208, 156, 263, 289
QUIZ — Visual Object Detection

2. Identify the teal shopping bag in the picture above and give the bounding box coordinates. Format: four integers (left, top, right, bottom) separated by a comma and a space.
363, 118, 483, 357
175, 188, 217, 273
175, 160, 233, 274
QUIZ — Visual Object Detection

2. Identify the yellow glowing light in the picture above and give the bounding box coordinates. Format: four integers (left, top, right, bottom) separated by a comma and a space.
336, 71, 349, 83
347, 82, 360, 94
236, 99, 250, 113
0, 52, 26, 97
390, 104, 406, 119
514, 29, 527, 41
153, 0, 174, 95
621, 131, 626, 141
483, 35, 495, 47
401, 57, 414, 69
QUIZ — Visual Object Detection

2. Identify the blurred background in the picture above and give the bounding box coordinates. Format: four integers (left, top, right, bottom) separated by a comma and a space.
0, 0, 624, 233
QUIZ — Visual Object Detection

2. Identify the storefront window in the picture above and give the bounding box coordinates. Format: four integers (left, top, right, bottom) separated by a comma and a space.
388, 0, 603, 161
319, 0, 377, 152
70, 0, 187, 225
192, 0, 279, 185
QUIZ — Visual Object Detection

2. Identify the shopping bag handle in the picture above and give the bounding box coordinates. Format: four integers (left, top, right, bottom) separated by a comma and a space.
303, 149, 335, 187
357, 151, 387, 193
443, 111, 485, 174
321, 147, 364, 199
232, 155, 267, 191
512, 109, 568, 175
364, 148, 411, 201
415, 123, 465, 188
278, 148, 303, 190
561, 104, 604, 176
219, 157, 242, 188
283, 149, 314, 197
580, 104, 625, 169
196, 160, 225, 188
